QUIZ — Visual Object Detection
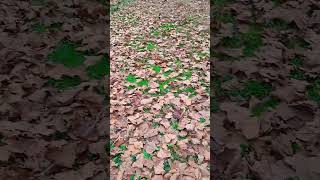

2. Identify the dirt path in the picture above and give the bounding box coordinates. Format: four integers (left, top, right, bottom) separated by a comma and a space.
110, 0, 210, 179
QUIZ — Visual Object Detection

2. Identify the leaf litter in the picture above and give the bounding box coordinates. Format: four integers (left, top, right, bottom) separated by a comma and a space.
0, 0, 109, 179
111, 0, 210, 179
211, 0, 320, 179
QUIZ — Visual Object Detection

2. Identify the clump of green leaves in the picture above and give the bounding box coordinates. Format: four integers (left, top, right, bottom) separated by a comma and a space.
219, 25, 263, 56
286, 176, 300, 180
126, 74, 137, 83
143, 150, 152, 159
240, 143, 251, 157
106, 140, 115, 152
163, 70, 174, 77
119, 144, 127, 151
111, 0, 135, 13
137, 79, 149, 87
182, 70, 192, 80
163, 159, 171, 173
242, 26, 264, 56
47, 75, 81, 90
86, 56, 109, 79
167, 144, 181, 161
212, 51, 240, 61
112, 153, 123, 168
291, 142, 301, 154
285, 36, 311, 49
272, 0, 287, 6
290, 56, 303, 67
152, 122, 160, 128
241, 80, 273, 99
307, 80, 320, 104
131, 155, 137, 162
251, 97, 279, 117
170, 121, 179, 130
160, 22, 176, 31
32, 22, 47, 33
289, 70, 306, 80
199, 117, 206, 123
146, 42, 156, 51
48, 41, 85, 68
213, 10, 235, 24
265, 18, 294, 31
152, 65, 161, 73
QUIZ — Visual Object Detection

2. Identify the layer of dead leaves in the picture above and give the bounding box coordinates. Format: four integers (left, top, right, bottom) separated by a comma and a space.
0, 0, 108, 179
212, 0, 320, 179
111, 0, 210, 179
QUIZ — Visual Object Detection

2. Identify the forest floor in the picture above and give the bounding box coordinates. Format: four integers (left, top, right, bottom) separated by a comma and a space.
110, 0, 210, 179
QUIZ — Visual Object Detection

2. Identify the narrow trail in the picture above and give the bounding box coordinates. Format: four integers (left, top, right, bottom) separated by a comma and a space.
110, 0, 210, 179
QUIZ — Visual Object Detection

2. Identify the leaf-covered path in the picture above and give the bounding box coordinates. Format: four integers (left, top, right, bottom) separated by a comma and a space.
110, 0, 209, 179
